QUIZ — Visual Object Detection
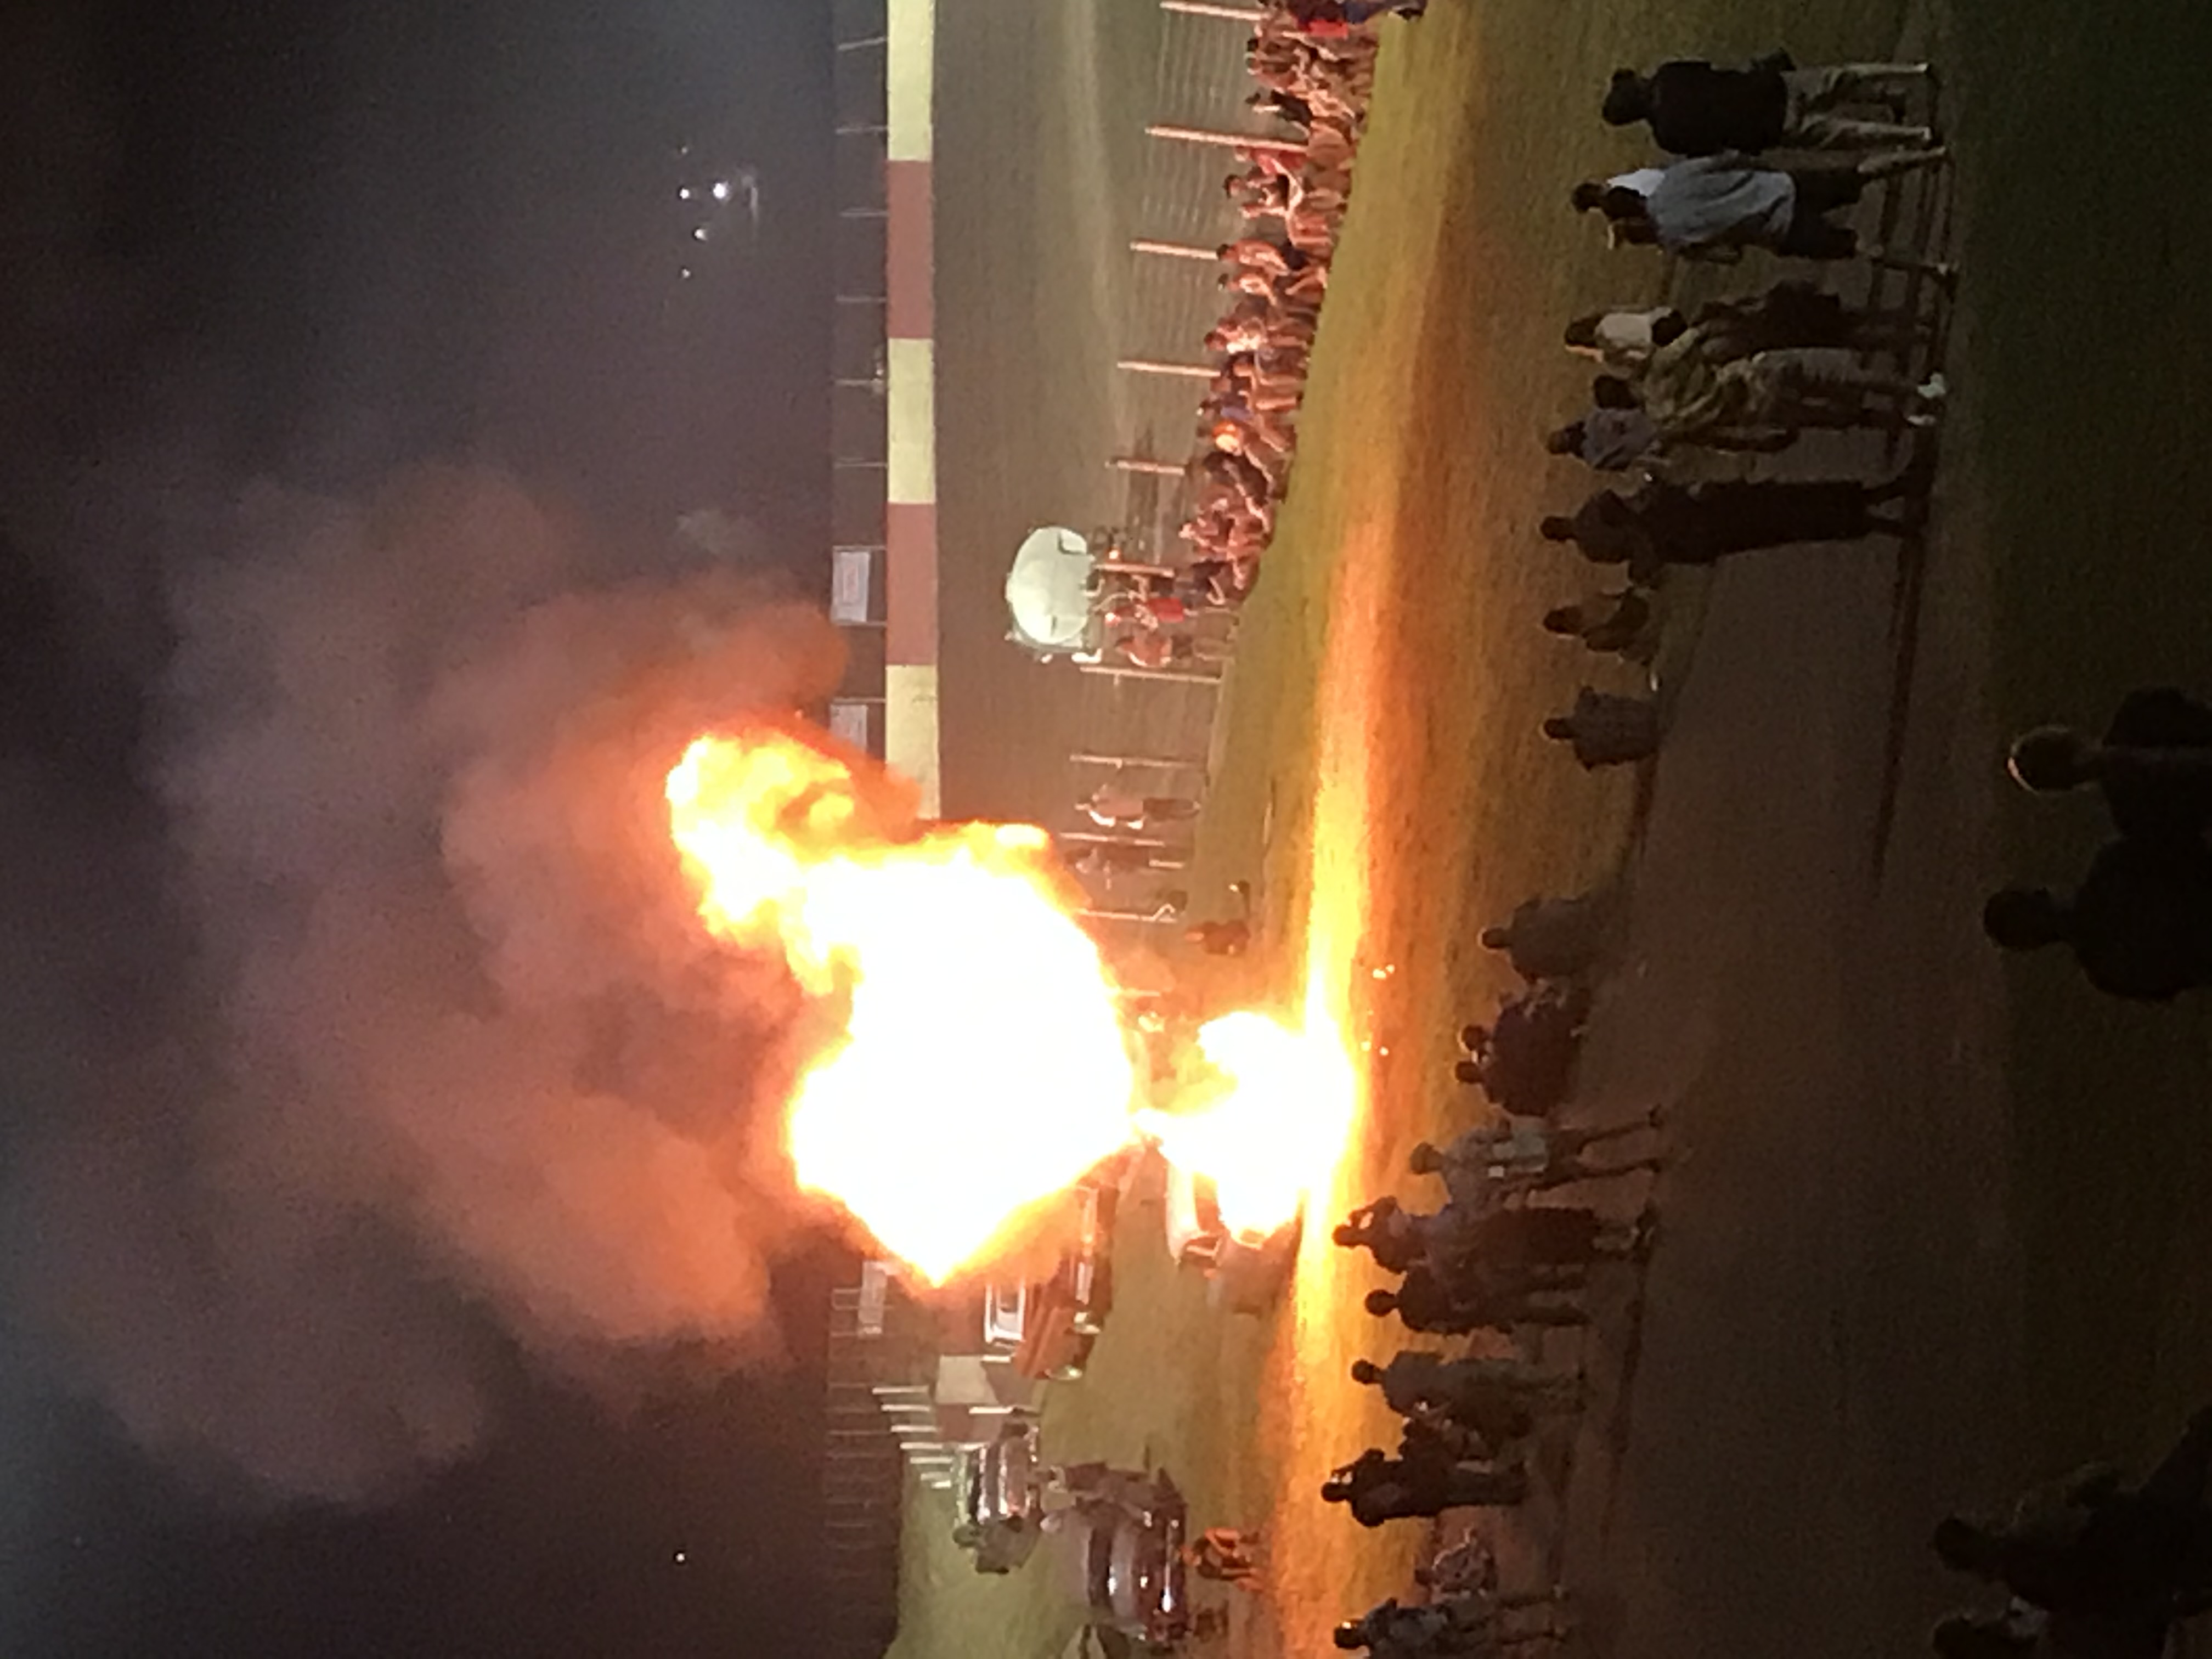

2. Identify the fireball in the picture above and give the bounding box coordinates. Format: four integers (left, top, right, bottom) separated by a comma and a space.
664, 724, 1357, 1287
1136, 1008, 1357, 1239
667, 730, 1137, 1283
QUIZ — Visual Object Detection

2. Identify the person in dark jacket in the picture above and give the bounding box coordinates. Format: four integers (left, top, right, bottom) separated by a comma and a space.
1350, 1353, 1582, 1441
1541, 473, 1920, 582
1689, 280, 1925, 357
2006, 689, 2212, 845
1983, 839, 2212, 1002
1933, 1409, 2212, 1623
1601, 54, 1936, 154
1321, 1447, 1528, 1525
1364, 1272, 1590, 1336
1543, 687, 1661, 770
1542, 590, 1656, 662
1455, 989, 1586, 1115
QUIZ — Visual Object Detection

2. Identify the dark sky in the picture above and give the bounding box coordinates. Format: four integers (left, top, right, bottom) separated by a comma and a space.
0, 1, 847, 1654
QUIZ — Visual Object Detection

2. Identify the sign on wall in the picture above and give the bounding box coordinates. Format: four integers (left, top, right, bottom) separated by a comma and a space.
830, 546, 874, 623
828, 699, 873, 751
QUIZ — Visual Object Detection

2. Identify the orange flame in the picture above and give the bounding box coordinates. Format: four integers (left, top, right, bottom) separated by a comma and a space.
664, 725, 1355, 1285
1138, 1008, 1357, 1239
666, 730, 1138, 1283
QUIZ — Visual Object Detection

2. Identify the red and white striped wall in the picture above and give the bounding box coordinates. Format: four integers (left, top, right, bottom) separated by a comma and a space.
883, 0, 940, 817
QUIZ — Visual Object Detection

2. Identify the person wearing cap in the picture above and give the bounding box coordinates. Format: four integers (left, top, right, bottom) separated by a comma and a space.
1600, 55, 1936, 155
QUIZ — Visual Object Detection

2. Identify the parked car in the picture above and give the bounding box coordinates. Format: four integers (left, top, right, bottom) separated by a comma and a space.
953, 1417, 1044, 1573
1060, 1471, 1190, 1646
982, 1279, 1028, 1351
963, 1417, 1041, 1528
1161, 1162, 1299, 1314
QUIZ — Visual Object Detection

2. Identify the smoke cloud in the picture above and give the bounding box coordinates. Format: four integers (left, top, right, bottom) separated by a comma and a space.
2, 465, 845, 1502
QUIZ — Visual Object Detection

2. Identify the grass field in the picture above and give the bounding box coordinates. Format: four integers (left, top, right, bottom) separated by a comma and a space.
1944, 0, 2212, 1464
892, 3, 2212, 1658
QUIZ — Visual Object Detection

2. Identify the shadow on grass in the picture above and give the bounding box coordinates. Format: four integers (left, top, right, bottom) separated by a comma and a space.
1951, 0, 2212, 1464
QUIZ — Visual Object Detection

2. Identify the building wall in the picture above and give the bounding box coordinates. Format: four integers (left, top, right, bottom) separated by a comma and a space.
828, 0, 941, 817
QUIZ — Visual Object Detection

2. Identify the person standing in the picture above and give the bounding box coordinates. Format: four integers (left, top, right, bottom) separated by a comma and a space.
1542, 590, 1656, 662
1545, 404, 1663, 471
1983, 839, 2212, 1002
2005, 689, 2212, 845
1350, 1353, 1583, 1421
1542, 687, 1661, 769
1690, 280, 1926, 357
1601, 55, 1937, 154
1363, 1272, 1592, 1335
1541, 473, 1922, 582
1320, 1448, 1529, 1525
1564, 306, 1685, 370
1411, 1109, 1666, 1206
1933, 1408, 2212, 1622
1575, 151, 1952, 270
1480, 891, 1610, 980
1638, 331, 1949, 438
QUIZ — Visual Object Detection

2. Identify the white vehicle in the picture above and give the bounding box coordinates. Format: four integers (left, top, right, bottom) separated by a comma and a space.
1161, 1163, 1299, 1314
952, 1418, 1044, 1574
983, 1282, 1028, 1351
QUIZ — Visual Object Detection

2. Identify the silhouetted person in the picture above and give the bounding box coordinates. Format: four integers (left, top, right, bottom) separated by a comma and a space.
1470, 1204, 1654, 1274
1457, 990, 1585, 1115
1542, 473, 1921, 582
1543, 688, 1660, 769
1542, 590, 1655, 662
2007, 689, 2212, 846
1690, 280, 1922, 357
1364, 1272, 1589, 1336
1601, 56, 1936, 155
1934, 1409, 2212, 1624
1483, 891, 1610, 981
1321, 1447, 1528, 1525
1333, 1195, 1449, 1275
1983, 839, 2212, 1001
1351, 1354, 1581, 1444
1412, 1110, 1665, 1207
1333, 1594, 1543, 1657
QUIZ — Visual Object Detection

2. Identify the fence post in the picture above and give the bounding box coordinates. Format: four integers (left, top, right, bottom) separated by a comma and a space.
1116, 359, 1216, 380
1147, 124, 1307, 153
1130, 238, 1220, 261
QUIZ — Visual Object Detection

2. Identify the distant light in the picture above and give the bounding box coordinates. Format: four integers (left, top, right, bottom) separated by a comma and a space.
692, 227, 709, 241
680, 268, 693, 279
679, 188, 695, 201
710, 180, 731, 202
674, 1550, 689, 1565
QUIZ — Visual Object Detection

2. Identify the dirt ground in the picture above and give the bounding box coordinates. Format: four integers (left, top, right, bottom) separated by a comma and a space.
890, 3, 2212, 1659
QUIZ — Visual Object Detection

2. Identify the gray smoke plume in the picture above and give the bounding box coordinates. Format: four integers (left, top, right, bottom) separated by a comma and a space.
2, 465, 844, 1502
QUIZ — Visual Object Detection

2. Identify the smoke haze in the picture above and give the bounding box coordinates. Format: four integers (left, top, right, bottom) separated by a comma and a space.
3, 466, 847, 1503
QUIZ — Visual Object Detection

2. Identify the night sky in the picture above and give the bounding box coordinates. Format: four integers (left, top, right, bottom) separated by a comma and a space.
0, 1, 845, 1654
